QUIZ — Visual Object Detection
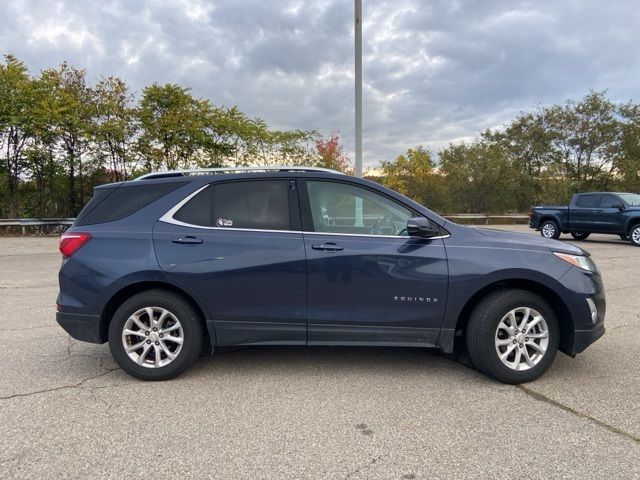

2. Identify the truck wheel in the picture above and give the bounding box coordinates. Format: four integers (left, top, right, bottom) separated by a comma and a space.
466, 289, 559, 384
108, 289, 203, 380
540, 220, 560, 239
629, 225, 640, 247
570, 232, 590, 240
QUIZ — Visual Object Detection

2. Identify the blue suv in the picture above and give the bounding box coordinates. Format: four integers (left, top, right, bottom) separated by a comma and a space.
57, 167, 605, 383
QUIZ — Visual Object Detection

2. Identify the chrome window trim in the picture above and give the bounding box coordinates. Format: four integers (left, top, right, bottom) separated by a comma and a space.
158, 184, 451, 239
158, 184, 210, 227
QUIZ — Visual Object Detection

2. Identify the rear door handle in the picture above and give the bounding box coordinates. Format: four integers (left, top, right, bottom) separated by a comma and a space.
311, 243, 344, 252
172, 236, 203, 245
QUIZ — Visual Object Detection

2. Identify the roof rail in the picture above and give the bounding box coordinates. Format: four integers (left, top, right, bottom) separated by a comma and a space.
135, 166, 344, 180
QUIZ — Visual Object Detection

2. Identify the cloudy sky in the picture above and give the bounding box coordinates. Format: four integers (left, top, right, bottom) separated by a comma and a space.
2, 0, 639, 166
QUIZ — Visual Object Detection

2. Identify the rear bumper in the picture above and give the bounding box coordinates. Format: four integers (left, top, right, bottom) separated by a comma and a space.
56, 311, 105, 344
571, 323, 605, 355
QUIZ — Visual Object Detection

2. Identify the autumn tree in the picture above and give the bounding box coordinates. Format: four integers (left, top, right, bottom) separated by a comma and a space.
315, 131, 351, 172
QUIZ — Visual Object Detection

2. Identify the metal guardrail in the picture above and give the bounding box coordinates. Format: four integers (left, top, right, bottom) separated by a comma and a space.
0, 218, 75, 234
444, 214, 529, 224
0, 214, 530, 232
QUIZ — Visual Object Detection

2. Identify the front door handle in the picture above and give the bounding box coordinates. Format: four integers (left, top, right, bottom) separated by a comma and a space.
172, 236, 203, 245
311, 243, 344, 252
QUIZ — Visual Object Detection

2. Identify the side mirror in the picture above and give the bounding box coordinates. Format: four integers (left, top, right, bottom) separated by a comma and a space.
407, 217, 441, 238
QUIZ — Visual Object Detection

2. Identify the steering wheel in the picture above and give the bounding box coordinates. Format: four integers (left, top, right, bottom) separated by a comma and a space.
371, 214, 398, 235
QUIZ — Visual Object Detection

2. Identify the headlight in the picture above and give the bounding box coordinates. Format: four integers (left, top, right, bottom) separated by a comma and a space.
553, 252, 598, 273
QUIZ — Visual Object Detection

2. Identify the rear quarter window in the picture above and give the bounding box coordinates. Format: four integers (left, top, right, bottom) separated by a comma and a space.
173, 187, 213, 226
76, 182, 186, 226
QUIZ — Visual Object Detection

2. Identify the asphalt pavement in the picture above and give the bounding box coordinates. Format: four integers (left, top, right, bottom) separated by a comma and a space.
0, 226, 638, 479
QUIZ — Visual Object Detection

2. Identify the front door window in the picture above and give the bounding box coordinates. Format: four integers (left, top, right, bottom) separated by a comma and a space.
306, 181, 413, 236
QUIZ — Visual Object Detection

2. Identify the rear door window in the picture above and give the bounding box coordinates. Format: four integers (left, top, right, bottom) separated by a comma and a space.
167, 180, 294, 230
213, 181, 291, 230
575, 194, 598, 208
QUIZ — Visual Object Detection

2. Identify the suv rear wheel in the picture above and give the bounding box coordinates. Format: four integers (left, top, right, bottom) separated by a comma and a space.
466, 289, 559, 384
540, 220, 560, 239
108, 290, 203, 380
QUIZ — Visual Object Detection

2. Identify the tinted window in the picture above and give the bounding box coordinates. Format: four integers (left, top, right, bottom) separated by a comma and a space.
74, 188, 113, 224
575, 194, 598, 208
599, 194, 621, 208
213, 181, 290, 230
618, 193, 640, 206
173, 187, 213, 226
77, 182, 186, 226
306, 181, 413, 236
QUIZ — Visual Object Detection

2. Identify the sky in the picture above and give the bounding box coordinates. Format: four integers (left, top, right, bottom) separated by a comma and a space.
1, 0, 640, 167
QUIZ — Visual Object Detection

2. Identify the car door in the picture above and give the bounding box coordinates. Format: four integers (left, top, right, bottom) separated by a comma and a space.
571, 194, 601, 231
299, 179, 448, 346
153, 179, 307, 345
597, 194, 625, 232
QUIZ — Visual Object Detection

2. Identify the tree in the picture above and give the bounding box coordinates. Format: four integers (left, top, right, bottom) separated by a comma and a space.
39, 62, 96, 214
137, 83, 215, 171
378, 146, 447, 210
0, 55, 34, 217
439, 141, 516, 213
315, 132, 351, 172
91, 76, 139, 182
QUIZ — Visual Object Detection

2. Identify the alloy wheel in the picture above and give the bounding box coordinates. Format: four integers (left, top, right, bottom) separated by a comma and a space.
495, 307, 549, 371
121, 307, 184, 368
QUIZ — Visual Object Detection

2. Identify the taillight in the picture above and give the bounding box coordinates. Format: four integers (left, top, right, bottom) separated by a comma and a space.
59, 232, 91, 257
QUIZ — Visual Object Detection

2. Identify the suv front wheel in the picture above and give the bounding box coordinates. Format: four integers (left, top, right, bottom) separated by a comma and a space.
108, 290, 203, 380
629, 224, 640, 247
466, 289, 559, 384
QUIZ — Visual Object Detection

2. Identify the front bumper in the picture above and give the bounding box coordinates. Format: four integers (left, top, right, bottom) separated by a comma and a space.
570, 323, 605, 355
56, 311, 105, 343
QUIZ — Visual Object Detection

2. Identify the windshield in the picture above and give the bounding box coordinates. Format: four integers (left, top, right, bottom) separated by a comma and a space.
618, 193, 640, 206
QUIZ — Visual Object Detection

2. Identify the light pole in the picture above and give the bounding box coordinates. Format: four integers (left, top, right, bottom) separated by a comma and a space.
354, 0, 364, 226
354, 0, 363, 178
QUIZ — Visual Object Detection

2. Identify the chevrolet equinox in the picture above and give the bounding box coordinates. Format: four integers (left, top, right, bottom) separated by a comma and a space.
56, 167, 606, 383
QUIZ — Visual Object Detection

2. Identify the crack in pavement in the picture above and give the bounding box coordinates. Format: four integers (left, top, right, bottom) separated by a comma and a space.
604, 284, 640, 293
607, 323, 638, 331
0, 284, 57, 289
0, 252, 58, 258
343, 454, 386, 479
517, 385, 640, 444
443, 353, 640, 445
5, 324, 57, 332
0, 367, 121, 401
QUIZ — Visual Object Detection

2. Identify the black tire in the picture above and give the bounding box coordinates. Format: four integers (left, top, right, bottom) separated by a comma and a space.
619, 234, 629, 241
629, 224, 640, 247
570, 232, 590, 240
466, 289, 559, 384
540, 220, 560, 239
108, 289, 203, 380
